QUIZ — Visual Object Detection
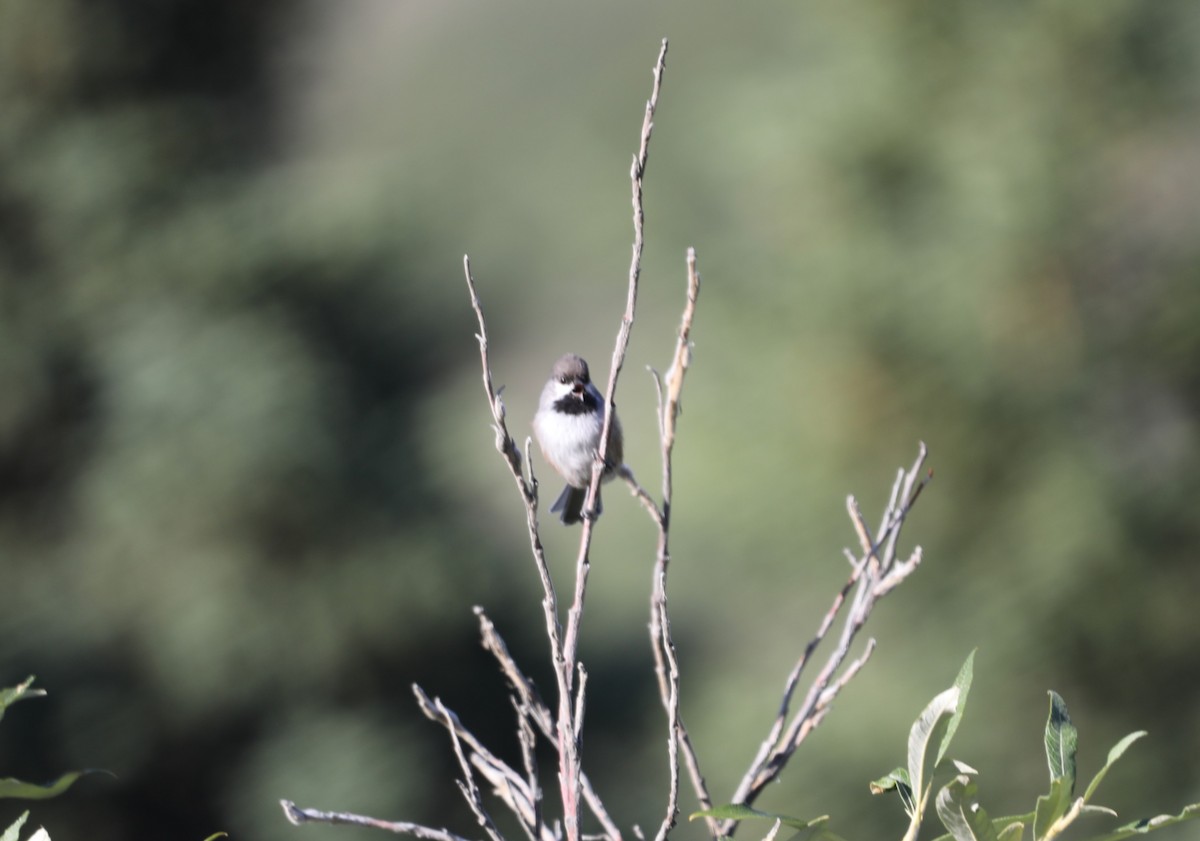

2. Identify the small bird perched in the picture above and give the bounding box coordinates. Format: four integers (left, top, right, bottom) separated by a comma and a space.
533, 353, 624, 525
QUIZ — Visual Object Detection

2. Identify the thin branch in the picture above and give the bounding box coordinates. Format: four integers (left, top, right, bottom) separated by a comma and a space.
652, 595, 682, 841
718, 444, 931, 836
604, 247, 713, 836
414, 686, 549, 841
471, 753, 549, 841
817, 637, 877, 710
739, 553, 869, 790
463, 260, 529, 500
565, 33, 670, 665
464, 257, 581, 840
289, 37, 686, 841
616, 248, 713, 836
573, 665, 588, 744
559, 37, 669, 841
475, 607, 552, 734
280, 801, 474, 841
438, 698, 507, 841
475, 609, 622, 841
619, 465, 663, 525
878, 546, 923, 598
514, 700, 544, 841
662, 248, 700, 460
794, 639, 880, 745
648, 248, 711, 838
415, 686, 559, 839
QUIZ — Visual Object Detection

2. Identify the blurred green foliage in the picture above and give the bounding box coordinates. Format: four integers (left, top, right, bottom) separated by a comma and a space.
703, 657, 1200, 841
0, 677, 95, 841
1, 1, 1199, 840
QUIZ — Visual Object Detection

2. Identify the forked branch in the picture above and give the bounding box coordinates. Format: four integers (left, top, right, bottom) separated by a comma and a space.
716, 444, 932, 836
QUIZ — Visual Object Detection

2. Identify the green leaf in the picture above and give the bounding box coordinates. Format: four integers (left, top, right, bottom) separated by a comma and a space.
897, 686, 960, 841
201, 834, 229, 841
0, 770, 100, 800
1032, 776, 1072, 840
930, 760, 978, 806
870, 767, 911, 794
0, 678, 45, 724
1082, 731, 1147, 804
873, 763, 907, 791
1044, 692, 1078, 797
930, 813, 1030, 841
870, 767, 915, 816
1, 812, 30, 841
909, 687, 961, 809
1087, 803, 1200, 841
996, 823, 1025, 841
935, 773, 999, 841
689, 805, 842, 840
689, 804, 823, 830
937, 650, 976, 767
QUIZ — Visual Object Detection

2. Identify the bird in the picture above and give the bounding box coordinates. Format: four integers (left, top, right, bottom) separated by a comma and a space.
532, 353, 624, 525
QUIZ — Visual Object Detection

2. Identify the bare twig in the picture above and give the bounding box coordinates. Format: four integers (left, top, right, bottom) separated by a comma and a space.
558, 37, 669, 841
817, 638, 877, 710
286, 36, 704, 841
717, 444, 931, 836
438, 699, 507, 841
475, 609, 623, 841
514, 700, 543, 841
618, 465, 663, 524
573, 665, 588, 744
651, 593, 682, 841
415, 686, 546, 841
565, 33, 670, 666
737, 553, 869, 795
471, 754, 553, 841
464, 257, 584, 839
643, 248, 711, 840
476, 607, 551, 734
280, 800, 474, 841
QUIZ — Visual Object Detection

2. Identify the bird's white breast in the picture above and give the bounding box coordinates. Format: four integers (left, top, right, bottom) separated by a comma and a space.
534, 405, 604, 487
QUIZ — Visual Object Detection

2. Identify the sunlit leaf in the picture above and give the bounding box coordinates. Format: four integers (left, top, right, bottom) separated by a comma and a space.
1032, 776, 1072, 839
937, 650, 976, 767
0, 771, 100, 800
871, 767, 915, 815
935, 773, 998, 841
909, 687, 960, 807
870, 767, 911, 794
1082, 731, 1147, 804
689, 803, 827, 831
1044, 692, 1077, 797
996, 822, 1025, 841
689, 804, 847, 839
0, 812, 29, 841
0, 679, 45, 725
1087, 803, 1200, 841
933, 813, 1031, 841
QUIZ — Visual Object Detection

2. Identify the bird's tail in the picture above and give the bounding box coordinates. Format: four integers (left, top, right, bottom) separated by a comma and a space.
550, 485, 601, 525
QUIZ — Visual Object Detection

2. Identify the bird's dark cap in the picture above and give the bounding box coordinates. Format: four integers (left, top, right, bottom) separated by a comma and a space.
552, 354, 590, 384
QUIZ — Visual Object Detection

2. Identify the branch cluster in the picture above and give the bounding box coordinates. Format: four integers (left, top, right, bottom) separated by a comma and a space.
282, 36, 931, 841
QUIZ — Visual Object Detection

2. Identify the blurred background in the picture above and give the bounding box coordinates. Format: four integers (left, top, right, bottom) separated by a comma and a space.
2, 1, 1199, 839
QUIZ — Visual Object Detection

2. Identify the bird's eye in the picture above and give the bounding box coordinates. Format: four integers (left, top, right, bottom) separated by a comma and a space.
559, 375, 570, 384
